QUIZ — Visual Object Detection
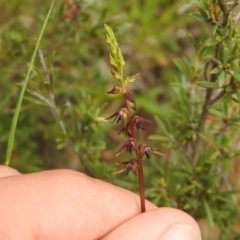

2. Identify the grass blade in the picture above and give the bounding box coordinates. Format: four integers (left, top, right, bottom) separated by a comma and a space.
5, 1, 55, 165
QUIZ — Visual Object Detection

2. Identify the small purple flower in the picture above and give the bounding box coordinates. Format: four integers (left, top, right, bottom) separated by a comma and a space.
132, 116, 152, 130
114, 159, 139, 175
138, 143, 162, 159
105, 108, 128, 125
117, 122, 132, 136
116, 137, 137, 156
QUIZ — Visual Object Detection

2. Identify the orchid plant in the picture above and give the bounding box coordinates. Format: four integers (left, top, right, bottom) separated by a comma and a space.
104, 24, 162, 213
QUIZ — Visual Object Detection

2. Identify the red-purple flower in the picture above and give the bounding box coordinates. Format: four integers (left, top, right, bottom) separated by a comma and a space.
105, 108, 128, 125
117, 122, 132, 136
113, 159, 139, 175
132, 116, 153, 130
138, 143, 163, 159
116, 137, 137, 156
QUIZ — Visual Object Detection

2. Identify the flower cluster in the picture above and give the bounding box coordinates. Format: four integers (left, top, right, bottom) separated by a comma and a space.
104, 24, 162, 212
106, 106, 160, 174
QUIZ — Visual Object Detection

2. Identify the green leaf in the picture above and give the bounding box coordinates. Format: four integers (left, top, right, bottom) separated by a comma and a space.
195, 81, 219, 89
188, 13, 207, 24
210, 66, 222, 74
125, 73, 139, 84
235, 89, 240, 105
197, 7, 208, 19
173, 58, 186, 73
209, 151, 220, 162
216, 35, 223, 42
231, 67, 240, 82
66, 100, 79, 135
209, 108, 226, 118
155, 117, 170, 136
149, 135, 170, 141
225, 36, 235, 42
24, 96, 47, 106
182, 153, 193, 173
220, 47, 229, 64
56, 138, 68, 150
74, 141, 81, 153
222, 157, 234, 171
32, 65, 45, 82
218, 70, 226, 87
205, 38, 220, 46
220, 96, 229, 116
191, 0, 209, 10
179, 184, 195, 194
216, 27, 225, 37
204, 200, 215, 228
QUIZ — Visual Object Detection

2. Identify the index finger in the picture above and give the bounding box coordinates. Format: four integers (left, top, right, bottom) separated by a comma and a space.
0, 168, 156, 240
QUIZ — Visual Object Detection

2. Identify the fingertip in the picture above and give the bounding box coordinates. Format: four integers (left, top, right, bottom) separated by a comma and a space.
160, 223, 201, 240
159, 208, 201, 240
101, 207, 201, 240
0, 165, 21, 178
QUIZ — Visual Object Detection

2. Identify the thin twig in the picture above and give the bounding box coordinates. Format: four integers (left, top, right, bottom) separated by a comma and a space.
228, 0, 239, 13
209, 88, 226, 105
29, 90, 52, 106
222, 0, 239, 26
38, 50, 96, 177
38, 50, 67, 136
192, 46, 221, 166
233, 8, 240, 23
39, 49, 51, 83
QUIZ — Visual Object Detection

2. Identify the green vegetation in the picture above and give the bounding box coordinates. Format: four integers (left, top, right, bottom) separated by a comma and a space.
1, 1, 240, 239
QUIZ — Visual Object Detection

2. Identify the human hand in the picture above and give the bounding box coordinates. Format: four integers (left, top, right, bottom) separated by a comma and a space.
0, 166, 201, 240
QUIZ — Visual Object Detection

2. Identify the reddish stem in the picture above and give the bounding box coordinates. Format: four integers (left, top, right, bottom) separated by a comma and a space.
122, 90, 146, 213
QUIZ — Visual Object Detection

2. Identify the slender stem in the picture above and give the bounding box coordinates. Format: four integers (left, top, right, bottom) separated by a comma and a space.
192, 45, 221, 166
222, 0, 238, 27
208, 88, 226, 105
121, 81, 146, 213
39, 50, 67, 136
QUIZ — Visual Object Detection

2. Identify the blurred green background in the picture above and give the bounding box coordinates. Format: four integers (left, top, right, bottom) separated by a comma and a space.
1, 1, 240, 239
1, 0, 186, 176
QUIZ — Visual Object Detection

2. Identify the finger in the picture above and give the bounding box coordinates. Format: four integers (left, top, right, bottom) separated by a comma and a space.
101, 207, 201, 240
0, 169, 156, 240
0, 165, 21, 178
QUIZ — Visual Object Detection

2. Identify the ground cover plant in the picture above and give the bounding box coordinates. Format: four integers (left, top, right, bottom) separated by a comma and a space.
1, 0, 240, 239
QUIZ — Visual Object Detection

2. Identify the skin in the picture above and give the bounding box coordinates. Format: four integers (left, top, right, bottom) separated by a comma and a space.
0, 166, 201, 240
